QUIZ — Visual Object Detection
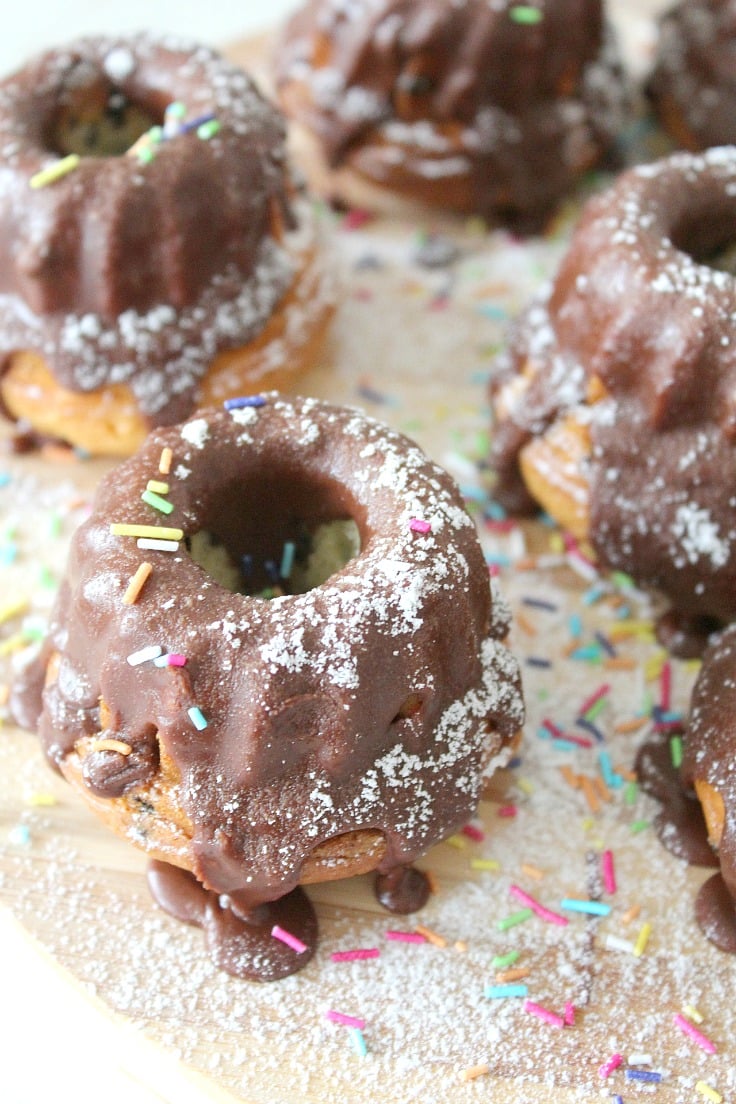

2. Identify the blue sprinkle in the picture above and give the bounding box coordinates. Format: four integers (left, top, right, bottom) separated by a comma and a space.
0, 472, 10, 489
582, 583, 606, 606
486, 553, 511, 568
188, 706, 208, 731
484, 499, 508, 521
598, 749, 623, 787
594, 630, 617, 657
484, 983, 528, 999
560, 898, 611, 917
625, 1070, 662, 1084
568, 613, 583, 638
180, 112, 216, 134
280, 541, 296, 580
522, 596, 558, 612
526, 656, 552, 669
9, 824, 31, 846
224, 395, 266, 410
569, 645, 603, 663
264, 559, 280, 582
241, 554, 253, 577
350, 1028, 368, 1057
0, 544, 17, 566
576, 718, 606, 744
476, 303, 508, 321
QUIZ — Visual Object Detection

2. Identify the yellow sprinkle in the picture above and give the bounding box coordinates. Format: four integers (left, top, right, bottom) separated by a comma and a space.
89, 738, 133, 755
633, 921, 652, 957
445, 834, 467, 850
122, 562, 153, 606
470, 858, 500, 871
0, 633, 28, 657
608, 620, 655, 641
415, 924, 447, 949
0, 598, 29, 625
25, 792, 57, 807
581, 816, 595, 832
548, 532, 565, 554
459, 1064, 489, 1083
520, 863, 544, 881
146, 480, 169, 495
517, 777, 534, 796
159, 447, 173, 475
111, 523, 184, 541
683, 1004, 704, 1024
30, 153, 80, 189
695, 1083, 722, 1104
644, 651, 668, 681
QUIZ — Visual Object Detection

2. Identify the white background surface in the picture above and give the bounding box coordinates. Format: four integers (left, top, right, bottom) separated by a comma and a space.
0, 0, 298, 78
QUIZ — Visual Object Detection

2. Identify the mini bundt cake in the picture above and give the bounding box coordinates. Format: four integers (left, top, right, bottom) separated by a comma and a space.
637, 624, 736, 954
12, 394, 524, 981
489, 146, 736, 656
648, 0, 736, 151
0, 34, 334, 456
272, 0, 628, 230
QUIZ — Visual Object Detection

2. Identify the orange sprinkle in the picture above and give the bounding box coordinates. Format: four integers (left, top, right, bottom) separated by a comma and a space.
0, 683, 9, 707
514, 556, 538, 572
520, 863, 545, 881
459, 1064, 490, 1083
515, 612, 537, 636
415, 924, 447, 949
614, 716, 648, 735
594, 776, 612, 803
40, 443, 80, 464
122, 561, 153, 605
159, 446, 173, 475
89, 738, 132, 755
604, 656, 637, 671
424, 869, 440, 895
616, 766, 638, 783
454, 940, 468, 953
580, 775, 601, 814
621, 903, 642, 926
560, 765, 581, 790
496, 967, 530, 984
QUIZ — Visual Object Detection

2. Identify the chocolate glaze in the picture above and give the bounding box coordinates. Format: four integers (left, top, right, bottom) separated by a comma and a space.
147, 861, 318, 981
0, 34, 303, 423
490, 148, 736, 638
374, 864, 430, 913
273, 0, 628, 229
635, 732, 715, 868
648, 0, 736, 150
12, 395, 524, 979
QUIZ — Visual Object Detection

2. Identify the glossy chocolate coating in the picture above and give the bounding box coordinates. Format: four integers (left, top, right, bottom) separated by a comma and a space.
13, 396, 523, 975
490, 147, 736, 626
273, 0, 627, 228
648, 0, 736, 150
0, 34, 300, 423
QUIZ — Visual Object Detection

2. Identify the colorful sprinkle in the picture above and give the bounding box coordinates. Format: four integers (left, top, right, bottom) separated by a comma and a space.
485, 983, 528, 999
673, 1013, 717, 1054
523, 1000, 565, 1029
280, 541, 296, 580
30, 154, 80, 189
9, 824, 31, 846
158, 447, 173, 475
497, 908, 533, 932
187, 706, 208, 731
599, 1053, 623, 1079
602, 850, 617, 895
459, 1064, 490, 1083
510, 885, 568, 926
137, 537, 180, 553
349, 1027, 368, 1057
111, 524, 183, 541
325, 1010, 365, 1029
331, 948, 380, 962
414, 924, 447, 948
224, 395, 266, 410
146, 480, 169, 495
153, 653, 187, 668
695, 1082, 723, 1103
409, 518, 432, 534
271, 925, 308, 954
625, 1069, 662, 1083
509, 4, 543, 23
122, 562, 153, 605
560, 899, 611, 917
385, 930, 426, 944
141, 489, 175, 515
126, 643, 163, 667
492, 950, 520, 969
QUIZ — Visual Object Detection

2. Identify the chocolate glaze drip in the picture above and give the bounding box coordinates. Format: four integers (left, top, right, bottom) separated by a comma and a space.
374, 864, 430, 914
490, 148, 736, 641
648, 0, 736, 150
273, 0, 628, 228
147, 861, 318, 981
0, 34, 299, 422
635, 733, 716, 867
12, 396, 524, 979
654, 610, 722, 660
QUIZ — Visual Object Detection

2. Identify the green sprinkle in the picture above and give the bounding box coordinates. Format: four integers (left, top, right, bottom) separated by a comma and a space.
141, 489, 174, 515
670, 734, 683, 769
197, 119, 221, 140
47, 513, 62, 539
509, 5, 543, 24
624, 779, 639, 805
630, 819, 650, 835
585, 696, 608, 722
492, 950, 520, 970
497, 907, 533, 932
611, 570, 636, 590
38, 566, 57, 590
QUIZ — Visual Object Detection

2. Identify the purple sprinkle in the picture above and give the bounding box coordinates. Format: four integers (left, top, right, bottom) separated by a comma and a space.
521, 596, 558, 612
575, 718, 606, 743
526, 657, 552, 669
224, 395, 266, 410
625, 1070, 662, 1083
180, 112, 216, 134
594, 630, 617, 657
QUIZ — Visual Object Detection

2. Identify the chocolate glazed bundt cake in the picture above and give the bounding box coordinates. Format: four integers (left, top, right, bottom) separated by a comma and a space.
12, 395, 524, 981
489, 146, 736, 656
648, 0, 736, 151
0, 34, 333, 455
272, 0, 628, 229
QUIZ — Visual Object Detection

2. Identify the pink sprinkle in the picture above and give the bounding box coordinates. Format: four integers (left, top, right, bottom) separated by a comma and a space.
461, 823, 485, 842
343, 208, 373, 230
524, 1000, 565, 1029
599, 1053, 623, 1079
331, 948, 381, 963
488, 563, 500, 578
563, 1002, 576, 1026
326, 1010, 366, 1029
660, 661, 672, 711
484, 519, 518, 533
497, 804, 518, 818
271, 924, 308, 954
409, 518, 432, 534
510, 884, 568, 927
673, 1013, 717, 1054
167, 653, 187, 667
385, 930, 427, 943
602, 850, 617, 895
577, 683, 611, 717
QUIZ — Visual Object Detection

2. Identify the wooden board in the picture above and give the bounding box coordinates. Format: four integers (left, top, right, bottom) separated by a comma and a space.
3, 5, 735, 1102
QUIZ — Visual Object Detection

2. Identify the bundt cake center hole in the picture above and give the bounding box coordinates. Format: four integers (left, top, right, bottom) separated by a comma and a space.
670, 215, 736, 276
49, 61, 161, 157
187, 519, 362, 598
